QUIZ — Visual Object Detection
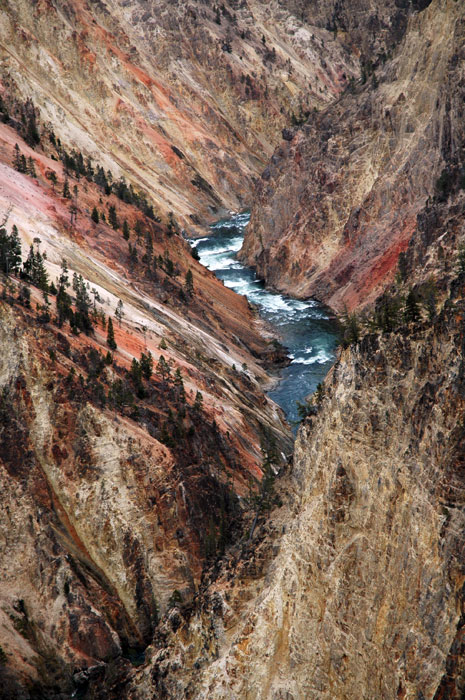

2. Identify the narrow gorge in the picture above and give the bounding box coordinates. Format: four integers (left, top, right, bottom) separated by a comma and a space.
1, 1, 465, 699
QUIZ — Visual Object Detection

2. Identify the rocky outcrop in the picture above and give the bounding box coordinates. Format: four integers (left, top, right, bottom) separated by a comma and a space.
112, 191, 465, 700
241, 0, 464, 311
4, 0, 465, 697
0, 0, 357, 232
0, 92, 294, 696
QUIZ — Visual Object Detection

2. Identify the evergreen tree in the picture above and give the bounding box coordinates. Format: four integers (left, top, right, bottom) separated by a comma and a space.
91, 207, 99, 224
143, 230, 153, 266
397, 251, 408, 283
167, 212, 177, 237
25, 108, 40, 147
70, 204, 78, 226
174, 368, 186, 405
122, 219, 130, 240
7, 226, 22, 275
72, 273, 93, 333
56, 258, 72, 327
85, 157, 94, 181
129, 244, 138, 269
108, 205, 118, 230
134, 220, 143, 242
107, 316, 117, 350
27, 157, 37, 177
404, 288, 421, 324
18, 283, 31, 307
22, 244, 49, 291
340, 310, 360, 347
94, 166, 110, 194
193, 390, 203, 413
185, 269, 194, 298
13, 144, 21, 171
373, 294, 402, 333
62, 178, 71, 199
130, 357, 146, 398
140, 351, 153, 379
163, 251, 174, 277
0, 224, 22, 276
156, 355, 171, 386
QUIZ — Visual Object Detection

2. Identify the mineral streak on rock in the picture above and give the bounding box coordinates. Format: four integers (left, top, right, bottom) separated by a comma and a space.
3, 0, 465, 697
120, 184, 465, 700
0, 0, 357, 233
241, 0, 461, 311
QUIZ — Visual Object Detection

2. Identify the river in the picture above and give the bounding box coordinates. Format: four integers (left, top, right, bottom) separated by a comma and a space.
191, 212, 339, 430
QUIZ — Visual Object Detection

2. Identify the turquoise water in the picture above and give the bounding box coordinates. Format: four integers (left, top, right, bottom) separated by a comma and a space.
192, 213, 339, 429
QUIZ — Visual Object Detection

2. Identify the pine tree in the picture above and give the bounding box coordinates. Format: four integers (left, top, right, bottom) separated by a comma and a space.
13, 144, 21, 171
0, 224, 22, 276
27, 157, 37, 177
8, 225, 22, 275
140, 351, 153, 379
404, 288, 421, 324
185, 269, 194, 298
22, 244, 49, 291
156, 355, 171, 385
107, 316, 117, 350
72, 273, 93, 333
122, 219, 130, 240
193, 390, 203, 413
174, 368, 186, 405
248, 434, 279, 541
108, 205, 118, 230
129, 244, 138, 269
56, 259, 72, 327
91, 207, 99, 224
62, 178, 71, 199
25, 109, 40, 147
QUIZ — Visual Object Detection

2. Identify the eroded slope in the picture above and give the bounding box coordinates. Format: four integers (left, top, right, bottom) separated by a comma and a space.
241, 0, 461, 311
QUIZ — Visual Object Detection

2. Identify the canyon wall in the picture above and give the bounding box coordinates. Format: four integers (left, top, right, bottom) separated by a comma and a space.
241, 0, 462, 311
2, 0, 465, 698
0, 90, 294, 696
0, 0, 357, 232
115, 186, 465, 700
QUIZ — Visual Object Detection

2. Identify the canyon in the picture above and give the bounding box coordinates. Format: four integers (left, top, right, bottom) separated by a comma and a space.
1, 0, 465, 699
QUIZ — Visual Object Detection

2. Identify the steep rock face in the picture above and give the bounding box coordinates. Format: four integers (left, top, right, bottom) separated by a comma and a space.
123, 267, 465, 699
0, 0, 357, 231
0, 108, 293, 695
0, 294, 290, 697
241, 0, 463, 310
204, 308, 465, 699
107, 185, 465, 699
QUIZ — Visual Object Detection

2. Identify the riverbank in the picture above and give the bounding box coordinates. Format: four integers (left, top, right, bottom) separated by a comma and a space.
191, 213, 339, 428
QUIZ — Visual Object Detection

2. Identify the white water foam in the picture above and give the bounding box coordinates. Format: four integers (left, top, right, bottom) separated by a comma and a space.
223, 278, 260, 294
253, 294, 315, 314
190, 237, 209, 248
292, 349, 333, 365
